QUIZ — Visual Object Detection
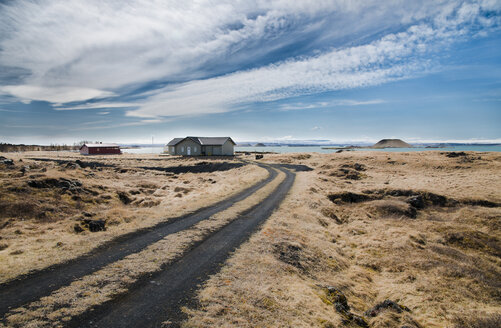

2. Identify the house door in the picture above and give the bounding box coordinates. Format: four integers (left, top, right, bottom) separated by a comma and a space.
187, 146, 191, 155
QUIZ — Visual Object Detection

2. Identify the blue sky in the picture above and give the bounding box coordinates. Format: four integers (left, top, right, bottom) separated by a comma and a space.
0, 0, 500, 145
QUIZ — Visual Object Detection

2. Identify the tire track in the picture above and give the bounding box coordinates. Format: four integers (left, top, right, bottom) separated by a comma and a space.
0, 164, 276, 317
68, 165, 295, 328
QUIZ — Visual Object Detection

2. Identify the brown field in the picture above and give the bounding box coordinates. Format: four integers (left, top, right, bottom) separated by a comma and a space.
0, 151, 268, 283
184, 151, 501, 328
1, 150, 500, 328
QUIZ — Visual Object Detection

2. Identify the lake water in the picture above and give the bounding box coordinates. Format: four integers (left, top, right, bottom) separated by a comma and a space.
122, 145, 501, 154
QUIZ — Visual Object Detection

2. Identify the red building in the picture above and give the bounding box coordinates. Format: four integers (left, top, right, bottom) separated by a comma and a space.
79, 143, 121, 155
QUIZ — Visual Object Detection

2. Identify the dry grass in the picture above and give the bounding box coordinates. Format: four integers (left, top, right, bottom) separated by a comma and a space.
0, 151, 268, 283
184, 151, 501, 328
1, 166, 285, 327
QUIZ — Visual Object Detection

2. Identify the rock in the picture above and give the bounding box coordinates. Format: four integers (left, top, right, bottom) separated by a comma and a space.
353, 163, 366, 171
255, 154, 264, 160
74, 224, 84, 233
117, 191, 132, 204
326, 287, 350, 313
28, 178, 83, 193
365, 299, 411, 317
2, 159, 14, 166
352, 314, 369, 328
82, 219, 106, 232
323, 286, 369, 328
446, 152, 467, 158
336, 149, 343, 153
407, 195, 425, 209
65, 162, 81, 169
75, 160, 86, 168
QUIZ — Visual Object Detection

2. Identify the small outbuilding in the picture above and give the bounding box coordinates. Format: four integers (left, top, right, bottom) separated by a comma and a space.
80, 143, 121, 155
166, 137, 235, 156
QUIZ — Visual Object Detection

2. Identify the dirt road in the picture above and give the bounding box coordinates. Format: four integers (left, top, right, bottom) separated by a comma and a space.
69, 165, 295, 327
0, 164, 276, 317
0, 163, 297, 327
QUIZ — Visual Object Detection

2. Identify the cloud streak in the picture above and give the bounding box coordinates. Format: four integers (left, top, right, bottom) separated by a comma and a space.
279, 99, 386, 111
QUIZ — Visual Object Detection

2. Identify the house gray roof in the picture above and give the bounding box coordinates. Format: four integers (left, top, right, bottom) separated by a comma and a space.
167, 137, 235, 146
167, 138, 185, 146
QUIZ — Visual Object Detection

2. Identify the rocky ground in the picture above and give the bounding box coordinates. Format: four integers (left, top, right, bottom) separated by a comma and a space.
184, 150, 501, 328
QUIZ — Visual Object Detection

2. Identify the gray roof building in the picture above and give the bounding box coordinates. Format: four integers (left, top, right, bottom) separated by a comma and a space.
166, 136, 235, 156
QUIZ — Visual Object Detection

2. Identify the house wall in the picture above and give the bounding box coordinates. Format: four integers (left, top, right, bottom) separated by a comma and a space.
202, 145, 212, 156
81, 146, 120, 155
222, 140, 235, 155
212, 146, 222, 155
176, 139, 201, 156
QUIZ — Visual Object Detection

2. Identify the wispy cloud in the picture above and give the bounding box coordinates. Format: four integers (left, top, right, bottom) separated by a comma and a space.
53, 102, 137, 111
280, 99, 385, 111
0, 85, 113, 103
73, 119, 167, 131
126, 1, 500, 118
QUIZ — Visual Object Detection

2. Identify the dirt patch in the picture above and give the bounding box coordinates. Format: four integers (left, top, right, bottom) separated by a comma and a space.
328, 192, 373, 203
274, 242, 304, 271
341, 162, 366, 171
139, 162, 245, 174
273, 164, 313, 172
368, 199, 417, 218
445, 152, 468, 158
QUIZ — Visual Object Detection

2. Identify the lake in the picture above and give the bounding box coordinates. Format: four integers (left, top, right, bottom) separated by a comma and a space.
122, 145, 501, 154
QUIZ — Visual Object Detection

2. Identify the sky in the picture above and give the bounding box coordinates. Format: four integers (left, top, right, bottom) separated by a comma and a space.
0, 0, 500, 145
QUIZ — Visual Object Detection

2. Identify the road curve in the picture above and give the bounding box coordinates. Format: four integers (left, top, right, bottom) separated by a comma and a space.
0, 163, 276, 317
68, 165, 295, 328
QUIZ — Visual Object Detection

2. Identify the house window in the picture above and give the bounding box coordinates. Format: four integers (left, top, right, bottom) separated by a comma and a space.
170, 146, 174, 153
181, 146, 184, 153
194, 147, 197, 153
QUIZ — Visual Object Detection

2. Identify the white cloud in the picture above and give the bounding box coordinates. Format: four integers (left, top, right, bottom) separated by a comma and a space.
0, 85, 113, 103
0, 0, 499, 114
